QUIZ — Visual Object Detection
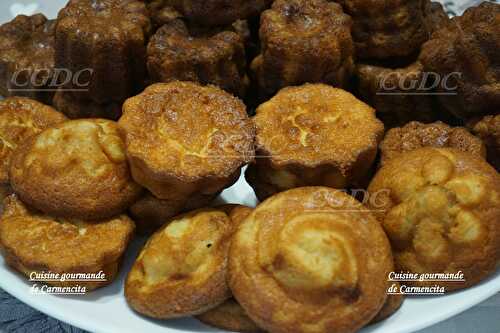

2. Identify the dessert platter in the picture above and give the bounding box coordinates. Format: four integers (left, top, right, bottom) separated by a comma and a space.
0, 0, 499, 333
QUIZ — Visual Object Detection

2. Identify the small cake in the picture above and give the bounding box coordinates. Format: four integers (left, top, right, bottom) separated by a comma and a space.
147, 20, 247, 96
125, 205, 249, 318
0, 97, 67, 201
380, 121, 486, 166
55, 0, 151, 103
0, 195, 135, 291
246, 84, 384, 201
119, 82, 254, 204
196, 298, 263, 333
419, 2, 500, 120
165, 0, 272, 26
229, 187, 393, 333
337, 0, 448, 59
355, 61, 439, 128
251, 0, 354, 98
368, 148, 500, 291
10, 119, 142, 220
52, 89, 122, 120
0, 14, 56, 104
472, 115, 500, 171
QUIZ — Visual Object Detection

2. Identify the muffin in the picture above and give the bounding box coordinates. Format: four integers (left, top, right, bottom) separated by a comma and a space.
229, 187, 394, 333
251, 0, 354, 98
355, 61, 439, 128
125, 205, 249, 318
337, 0, 447, 59
368, 148, 500, 291
0, 195, 135, 291
0, 14, 56, 104
53, 89, 122, 120
0, 97, 67, 202
380, 121, 486, 167
55, 0, 151, 103
246, 84, 384, 201
10, 119, 142, 220
119, 82, 254, 204
147, 20, 247, 96
196, 298, 263, 333
164, 0, 272, 26
472, 115, 500, 171
419, 2, 500, 121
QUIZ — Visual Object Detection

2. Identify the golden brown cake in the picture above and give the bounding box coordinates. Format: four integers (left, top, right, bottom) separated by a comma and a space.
162, 0, 272, 26
246, 84, 384, 201
419, 2, 500, 120
380, 121, 486, 167
0, 195, 135, 291
196, 298, 263, 333
251, 0, 354, 98
52, 89, 122, 120
472, 114, 500, 171
0, 14, 56, 104
10, 119, 142, 220
119, 82, 254, 203
229, 187, 393, 333
55, 0, 151, 103
355, 61, 439, 128
0, 97, 67, 200
147, 20, 247, 96
125, 205, 250, 319
337, 0, 448, 59
368, 148, 500, 291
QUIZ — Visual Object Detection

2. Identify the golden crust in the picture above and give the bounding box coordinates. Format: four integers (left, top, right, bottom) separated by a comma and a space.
147, 20, 247, 96
229, 187, 393, 333
10, 119, 142, 220
472, 115, 500, 171
380, 121, 486, 167
125, 205, 250, 319
196, 298, 263, 333
251, 0, 354, 98
0, 14, 56, 104
55, 0, 151, 103
119, 82, 254, 201
0, 97, 67, 185
52, 89, 122, 120
370, 288, 404, 323
367, 148, 500, 291
0, 195, 135, 291
247, 84, 384, 201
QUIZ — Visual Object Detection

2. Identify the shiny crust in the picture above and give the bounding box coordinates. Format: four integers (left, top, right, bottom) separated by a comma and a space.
164, 0, 272, 26
251, 0, 354, 97
55, 0, 151, 103
355, 61, 439, 128
419, 2, 500, 120
52, 89, 122, 120
0, 195, 135, 291
10, 119, 142, 220
472, 115, 500, 171
246, 84, 384, 201
129, 191, 216, 234
125, 205, 250, 319
147, 20, 247, 96
337, 0, 446, 59
196, 298, 263, 333
0, 14, 56, 104
229, 187, 393, 333
367, 148, 500, 291
0, 97, 67, 185
119, 82, 254, 201
380, 121, 486, 167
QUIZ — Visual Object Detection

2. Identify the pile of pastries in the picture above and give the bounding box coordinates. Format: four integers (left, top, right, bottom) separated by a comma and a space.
0, 0, 499, 332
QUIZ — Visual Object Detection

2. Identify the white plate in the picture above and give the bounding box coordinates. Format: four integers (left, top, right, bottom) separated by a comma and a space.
1, 1, 499, 333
